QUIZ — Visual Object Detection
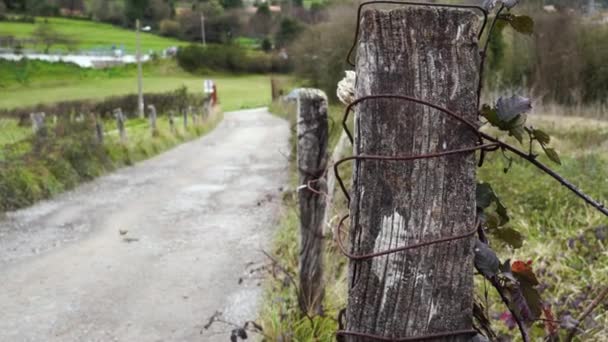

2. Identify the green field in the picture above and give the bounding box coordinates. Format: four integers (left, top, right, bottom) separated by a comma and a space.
0, 59, 272, 112
0, 17, 187, 53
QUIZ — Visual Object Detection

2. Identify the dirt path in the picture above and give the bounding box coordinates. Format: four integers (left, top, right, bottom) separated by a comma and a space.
0, 108, 290, 342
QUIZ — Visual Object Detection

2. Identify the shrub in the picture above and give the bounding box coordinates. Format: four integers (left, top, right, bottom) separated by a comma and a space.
0, 87, 206, 121
159, 19, 180, 37
290, 4, 356, 102
176, 44, 291, 74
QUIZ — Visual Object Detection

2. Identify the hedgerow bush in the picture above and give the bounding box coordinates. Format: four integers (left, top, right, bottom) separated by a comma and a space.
176, 44, 290, 74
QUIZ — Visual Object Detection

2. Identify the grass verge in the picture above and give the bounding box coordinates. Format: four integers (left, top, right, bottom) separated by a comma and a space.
260, 102, 608, 341
0, 109, 223, 213
0, 16, 186, 54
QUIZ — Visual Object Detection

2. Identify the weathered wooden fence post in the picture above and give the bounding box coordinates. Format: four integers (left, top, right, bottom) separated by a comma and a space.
297, 88, 329, 315
94, 113, 104, 144
189, 106, 198, 126
169, 110, 176, 134
182, 107, 188, 130
113, 108, 127, 143
147, 104, 158, 134
344, 7, 480, 340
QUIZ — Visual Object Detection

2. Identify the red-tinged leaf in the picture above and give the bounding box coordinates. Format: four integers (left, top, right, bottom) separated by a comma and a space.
511, 260, 539, 285
543, 305, 559, 336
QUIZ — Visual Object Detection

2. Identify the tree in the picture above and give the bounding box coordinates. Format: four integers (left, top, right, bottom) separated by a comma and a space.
249, 3, 273, 37
86, 0, 126, 25
275, 17, 303, 48
125, 0, 148, 23
32, 21, 78, 53
220, 0, 242, 9
148, 0, 172, 23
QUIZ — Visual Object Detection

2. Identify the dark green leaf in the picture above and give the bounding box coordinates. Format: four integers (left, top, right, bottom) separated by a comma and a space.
509, 125, 525, 144
474, 240, 501, 279
532, 128, 551, 145
493, 227, 523, 248
481, 104, 504, 128
496, 200, 510, 225
510, 15, 534, 35
476, 183, 495, 210
486, 212, 500, 230
544, 147, 561, 165
500, 259, 518, 283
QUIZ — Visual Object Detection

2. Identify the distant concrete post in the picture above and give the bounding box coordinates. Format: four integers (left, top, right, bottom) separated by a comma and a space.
30, 112, 46, 135
204, 97, 212, 119
296, 88, 329, 316
94, 113, 104, 144
344, 7, 480, 340
113, 108, 127, 143
136, 19, 144, 118
147, 104, 158, 133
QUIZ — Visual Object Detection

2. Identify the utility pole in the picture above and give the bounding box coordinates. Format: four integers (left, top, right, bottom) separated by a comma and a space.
344, 7, 480, 341
201, 12, 206, 47
588, 0, 596, 16
136, 19, 144, 118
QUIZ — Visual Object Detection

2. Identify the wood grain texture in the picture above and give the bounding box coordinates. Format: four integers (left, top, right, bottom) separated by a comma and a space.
346, 7, 480, 340
297, 88, 329, 315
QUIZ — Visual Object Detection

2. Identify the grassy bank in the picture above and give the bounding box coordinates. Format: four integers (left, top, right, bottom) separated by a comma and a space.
0, 109, 223, 212
260, 103, 608, 341
0, 16, 186, 53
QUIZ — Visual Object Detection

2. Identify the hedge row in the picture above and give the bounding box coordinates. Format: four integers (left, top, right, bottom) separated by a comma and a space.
176, 44, 291, 74
1, 87, 206, 124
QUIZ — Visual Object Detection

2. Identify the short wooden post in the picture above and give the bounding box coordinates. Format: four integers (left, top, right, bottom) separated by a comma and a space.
113, 108, 127, 143
94, 113, 104, 144
169, 110, 176, 134
297, 88, 329, 315
189, 106, 198, 126
271, 77, 280, 100
345, 7, 480, 340
147, 104, 158, 133
182, 107, 188, 130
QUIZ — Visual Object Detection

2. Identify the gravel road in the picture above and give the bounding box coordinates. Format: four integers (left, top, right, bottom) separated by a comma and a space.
0, 108, 290, 342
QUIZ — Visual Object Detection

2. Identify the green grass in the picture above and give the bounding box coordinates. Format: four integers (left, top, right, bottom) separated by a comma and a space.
261, 104, 608, 341
0, 17, 187, 53
0, 118, 31, 147
0, 60, 272, 112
